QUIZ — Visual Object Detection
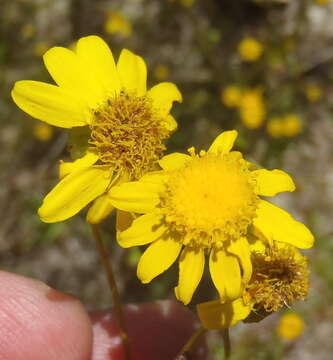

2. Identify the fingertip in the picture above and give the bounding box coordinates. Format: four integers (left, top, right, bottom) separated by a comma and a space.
0, 271, 92, 360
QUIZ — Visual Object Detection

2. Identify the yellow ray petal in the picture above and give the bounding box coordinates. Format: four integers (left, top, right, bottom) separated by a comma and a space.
253, 169, 295, 196
43, 46, 104, 109
174, 247, 205, 305
137, 237, 182, 283
163, 114, 178, 132
43, 47, 79, 89
59, 150, 99, 179
159, 153, 191, 171
117, 49, 147, 96
139, 171, 170, 184
209, 249, 241, 301
197, 298, 251, 330
108, 181, 164, 213
116, 210, 134, 232
12, 81, 88, 128
38, 166, 111, 223
117, 212, 165, 248
253, 200, 314, 249
147, 82, 182, 117
228, 237, 252, 284
76, 35, 121, 98
86, 193, 115, 224
208, 130, 238, 155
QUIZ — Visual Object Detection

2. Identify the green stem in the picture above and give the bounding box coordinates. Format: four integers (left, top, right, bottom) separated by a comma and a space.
91, 224, 131, 360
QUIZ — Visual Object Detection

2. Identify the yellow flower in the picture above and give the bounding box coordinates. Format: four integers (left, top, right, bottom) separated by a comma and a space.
108, 130, 314, 305
239, 89, 266, 129
305, 83, 322, 102
267, 114, 302, 138
33, 123, 54, 142
282, 114, 303, 137
277, 313, 305, 340
12, 35, 182, 224
197, 242, 310, 329
267, 116, 284, 138
21, 24, 35, 40
238, 37, 263, 62
314, 0, 329, 5
104, 11, 132, 37
221, 85, 242, 108
154, 64, 170, 81
180, 0, 195, 8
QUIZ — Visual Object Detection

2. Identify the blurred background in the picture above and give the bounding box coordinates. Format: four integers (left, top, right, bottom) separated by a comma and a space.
1, 0, 333, 358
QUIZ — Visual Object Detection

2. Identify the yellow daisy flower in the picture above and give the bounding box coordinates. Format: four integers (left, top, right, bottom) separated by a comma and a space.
12, 35, 182, 224
277, 312, 305, 340
239, 88, 266, 129
197, 241, 310, 329
108, 130, 314, 305
266, 116, 284, 138
33, 123, 54, 142
238, 37, 263, 62
314, 0, 329, 5
282, 114, 303, 137
104, 11, 132, 38
221, 85, 242, 108
305, 83, 322, 103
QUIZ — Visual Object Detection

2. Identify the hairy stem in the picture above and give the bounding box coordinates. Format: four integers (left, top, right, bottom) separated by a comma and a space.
175, 326, 207, 359
91, 224, 131, 360
222, 328, 231, 360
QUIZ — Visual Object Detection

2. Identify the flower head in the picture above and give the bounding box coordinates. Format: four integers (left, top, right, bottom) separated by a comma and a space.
266, 116, 284, 138
314, 0, 329, 5
197, 241, 310, 329
104, 11, 132, 38
282, 114, 303, 137
12, 35, 182, 224
239, 89, 266, 129
238, 37, 263, 62
221, 85, 242, 108
244, 243, 309, 312
154, 64, 170, 81
277, 312, 305, 341
109, 130, 313, 305
33, 123, 54, 142
267, 114, 302, 138
305, 83, 322, 102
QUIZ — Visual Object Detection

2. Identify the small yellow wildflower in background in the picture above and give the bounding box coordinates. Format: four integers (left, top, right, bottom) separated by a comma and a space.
267, 116, 284, 138
33, 123, 54, 142
238, 37, 263, 62
109, 130, 313, 305
12, 35, 182, 224
314, 0, 330, 5
197, 242, 310, 329
283, 114, 303, 137
154, 64, 170, 81
277, 313, 305, 340
267, 114, 302, 138
34, 41, 49, 57
305, 83, 322, 102
104, 11, 132, 38
21, 24, 35, 40
180, 0, 195, 8
221, 85, 242, 108
239, 89, 266, 129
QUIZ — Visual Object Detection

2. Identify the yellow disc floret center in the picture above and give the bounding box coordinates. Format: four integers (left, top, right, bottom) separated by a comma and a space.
89, 91, 169, 180
162, 152, 258, 248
